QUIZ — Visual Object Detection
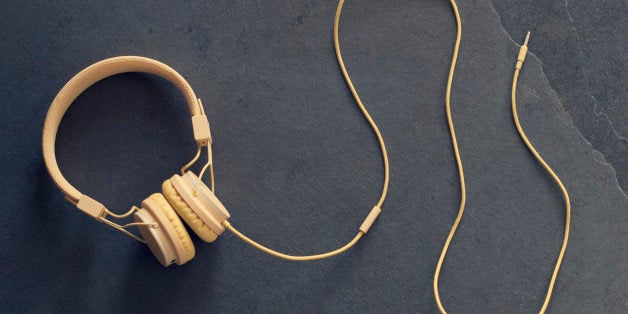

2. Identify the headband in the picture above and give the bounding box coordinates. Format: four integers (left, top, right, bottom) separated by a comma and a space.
42, 56, 211, 209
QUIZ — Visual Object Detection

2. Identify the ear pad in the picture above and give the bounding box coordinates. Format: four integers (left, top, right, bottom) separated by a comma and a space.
149, 193, 195, 260
163, 179, 218, 242
162, 171, 230, 243
134, 193, 195, 266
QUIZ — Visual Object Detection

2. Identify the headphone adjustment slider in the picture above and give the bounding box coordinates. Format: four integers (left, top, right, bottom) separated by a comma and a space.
76, 195, 107, 219
192, 98, 212, 147
192, 114, 212, 147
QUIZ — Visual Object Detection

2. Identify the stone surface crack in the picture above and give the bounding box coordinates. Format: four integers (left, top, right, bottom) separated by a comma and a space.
563, 0, 627, 142
488, 0, 626, 197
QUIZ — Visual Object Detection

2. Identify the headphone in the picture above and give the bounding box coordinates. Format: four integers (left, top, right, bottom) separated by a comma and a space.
42, 56, 229, 265
41, 0, 389, 266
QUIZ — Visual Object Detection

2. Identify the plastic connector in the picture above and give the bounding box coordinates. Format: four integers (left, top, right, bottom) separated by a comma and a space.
77, 195, 106, 218
192, 115, 211, 146
192, 99, 212, 147
359, 206, 382, 233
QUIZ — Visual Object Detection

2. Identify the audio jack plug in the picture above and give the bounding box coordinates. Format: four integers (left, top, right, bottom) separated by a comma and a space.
516, 31, 531, 70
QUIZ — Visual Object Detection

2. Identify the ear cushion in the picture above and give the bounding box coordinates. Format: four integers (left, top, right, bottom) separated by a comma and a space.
148, 193, 195, 262
162, 179, 218, 242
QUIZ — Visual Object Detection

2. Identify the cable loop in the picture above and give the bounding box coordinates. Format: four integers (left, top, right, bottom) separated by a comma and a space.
103, 206, 137, 219
181, 145, 202, 175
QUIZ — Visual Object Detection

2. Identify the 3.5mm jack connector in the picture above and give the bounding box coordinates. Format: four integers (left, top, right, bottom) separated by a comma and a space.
516, 31, 531, 70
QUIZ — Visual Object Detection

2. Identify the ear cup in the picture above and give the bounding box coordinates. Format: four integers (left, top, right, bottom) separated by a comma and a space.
162, 179, 218, 242
134, 209, 174, 266
134, 193, 195, 266
148, 193, 196, 263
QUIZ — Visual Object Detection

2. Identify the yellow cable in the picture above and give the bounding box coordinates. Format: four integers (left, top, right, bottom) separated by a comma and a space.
181, 145, 202, 175
512, 33, 570, 314
334, 0, 390, 209
432, 7, 571, 309
433, 1, 464, 313
224, 0, 389, 261
224, 221, 363, 261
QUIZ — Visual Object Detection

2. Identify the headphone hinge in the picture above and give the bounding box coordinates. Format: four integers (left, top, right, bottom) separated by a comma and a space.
76, 195, 107, 219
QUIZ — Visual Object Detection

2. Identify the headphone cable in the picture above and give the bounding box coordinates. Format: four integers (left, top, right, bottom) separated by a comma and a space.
224, 0, 389, 261
432, 0, 571, 308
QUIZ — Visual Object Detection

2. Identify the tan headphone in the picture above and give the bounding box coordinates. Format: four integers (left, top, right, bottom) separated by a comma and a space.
42, 56, 230, 266
41, 1, 389, 267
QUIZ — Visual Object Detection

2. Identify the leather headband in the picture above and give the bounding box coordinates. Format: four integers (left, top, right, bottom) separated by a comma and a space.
42, 56, 210, 205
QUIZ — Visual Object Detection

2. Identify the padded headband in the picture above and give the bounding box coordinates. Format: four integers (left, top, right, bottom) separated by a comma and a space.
42, 56, 210, 203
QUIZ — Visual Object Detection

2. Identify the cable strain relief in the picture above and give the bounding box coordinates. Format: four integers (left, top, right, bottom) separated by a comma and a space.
359, 206, 382, 233
222, 220, 231, 228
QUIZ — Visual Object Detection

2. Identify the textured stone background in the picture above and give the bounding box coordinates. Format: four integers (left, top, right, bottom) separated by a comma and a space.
1, 0, 625, 312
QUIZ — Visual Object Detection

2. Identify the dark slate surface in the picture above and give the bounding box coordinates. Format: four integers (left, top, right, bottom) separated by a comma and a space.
0, 0, 625, 313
